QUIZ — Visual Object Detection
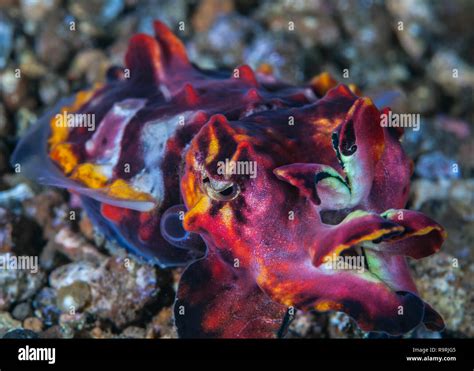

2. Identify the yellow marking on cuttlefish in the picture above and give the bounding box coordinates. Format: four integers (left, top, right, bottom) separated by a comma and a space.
49, 143, 78, 175
260, 277, 302, 308
257, 63, 273, 75
183, 196, 211, 230
348, 83, 362, 96
233, 134, 253, 142
312, 117, 343, 135
314, 300, 343, 312
405, 225, 447, 240
70, 163, 108, 189
230, 141, 254, 163
219, 204, 234, 228
312, 118, 333, 127
182, 170, 205, 209
321, 226, 404, 263
70, 164, 152, 200
107, 179, 151, 201
206, 125, 220, 164
310, 72, 337, 96
48, 119, 69, 149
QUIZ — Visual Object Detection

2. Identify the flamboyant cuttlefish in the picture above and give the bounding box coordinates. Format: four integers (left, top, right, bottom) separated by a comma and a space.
12, 21, 446, 338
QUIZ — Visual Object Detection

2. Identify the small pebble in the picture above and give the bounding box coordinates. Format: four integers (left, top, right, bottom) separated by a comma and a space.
0, 312, 22, 336
56, 281, 92, 313
12, 302, 32, 321
23, 316, 44, 332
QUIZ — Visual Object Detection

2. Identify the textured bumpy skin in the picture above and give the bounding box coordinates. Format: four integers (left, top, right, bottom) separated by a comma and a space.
13, 21, 446, 338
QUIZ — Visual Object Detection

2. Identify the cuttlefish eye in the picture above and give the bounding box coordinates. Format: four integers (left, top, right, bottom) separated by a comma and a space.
202, 175, 240, 201
160, 204, 206, 253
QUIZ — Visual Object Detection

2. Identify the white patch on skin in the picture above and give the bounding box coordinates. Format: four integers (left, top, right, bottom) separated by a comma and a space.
132, 111, 193, 203
303, 87, 317, 101
85, 99, 147, 178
